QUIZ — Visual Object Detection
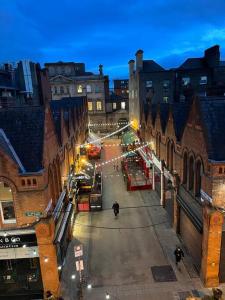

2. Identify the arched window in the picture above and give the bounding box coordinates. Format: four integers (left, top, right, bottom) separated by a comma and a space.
170, 142, 174, 172
183, 152, 188, 184
166, 140, 170, 169
188, 156, 194, 191
195, 160, 202, 197
0, 181, 16, 224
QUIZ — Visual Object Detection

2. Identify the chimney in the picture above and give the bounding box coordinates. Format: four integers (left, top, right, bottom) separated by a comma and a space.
135, 49, 143, 70
204, 45, 220, 68
128, 60, 135, 76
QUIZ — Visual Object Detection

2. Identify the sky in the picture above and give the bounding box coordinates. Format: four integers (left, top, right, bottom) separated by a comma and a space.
1, 0, 225, 80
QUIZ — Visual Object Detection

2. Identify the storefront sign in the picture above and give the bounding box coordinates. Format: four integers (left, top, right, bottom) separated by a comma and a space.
0, 246, 39, 260
25, 211, 43, 217
200, 189, 212, 203
76, 260, 84, 271
0, 234, 37, 249
74, 245, 83, 258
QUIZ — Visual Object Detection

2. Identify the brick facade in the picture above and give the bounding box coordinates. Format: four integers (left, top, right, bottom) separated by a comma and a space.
139, 96, 225, 287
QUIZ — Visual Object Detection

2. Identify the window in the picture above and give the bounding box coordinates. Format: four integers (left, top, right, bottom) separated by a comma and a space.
77, 85, 83, 93
95, 86, 100, 93
200, 76, 207, 85
54, 86, 57, 94
182, 77, 190, 86
88, 101, 93, 111
33, 179, 37, 186
121, 102, 126, 110
0, 182, 16, 224
6, 260, 13, 271
86, 85, 92, 93
60, 86, 64, 94
30, 258, 37, 269
163, 80, 170, 88
163, 97, 169, 103
21, 179, 26, 186
113, 102, 117, 109
180, 94, 185, 102
66, 86, 70, 94
146, 80, 153, 88
96, 101, 102, 111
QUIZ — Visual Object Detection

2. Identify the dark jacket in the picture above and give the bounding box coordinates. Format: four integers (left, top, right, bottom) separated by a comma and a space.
112, 202, 119, 211
174, 248, 184, 261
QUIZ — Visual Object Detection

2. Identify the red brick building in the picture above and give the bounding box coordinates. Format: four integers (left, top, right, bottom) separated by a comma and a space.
139, 96, 225, 287
0, 97, 88, 299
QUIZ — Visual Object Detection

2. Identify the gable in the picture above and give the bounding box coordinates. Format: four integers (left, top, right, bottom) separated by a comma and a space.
50, 75, 73, 83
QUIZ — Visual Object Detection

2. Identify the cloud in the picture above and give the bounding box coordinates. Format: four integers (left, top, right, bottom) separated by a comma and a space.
1, 0, 225, 78
202, 28, 225, 42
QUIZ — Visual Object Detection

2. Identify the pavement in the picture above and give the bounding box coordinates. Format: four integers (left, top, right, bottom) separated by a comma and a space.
61, 138, 220, 300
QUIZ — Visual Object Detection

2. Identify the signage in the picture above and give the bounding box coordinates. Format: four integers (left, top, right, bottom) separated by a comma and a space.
0, 246, 39, 260
200, 189, 212, 203
25, 211, 43, 217
74, 245, 83, 258
0, 234, 37, 249
76, 260, 84, 271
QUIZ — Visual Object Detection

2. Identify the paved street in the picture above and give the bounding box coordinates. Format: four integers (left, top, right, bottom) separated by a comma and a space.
61, 138, 211, 300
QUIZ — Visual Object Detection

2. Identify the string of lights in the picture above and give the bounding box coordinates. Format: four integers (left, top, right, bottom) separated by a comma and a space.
103, 142, 147, 147
95, 142, 150, 168
88, 122, 128, 127
78, 122, 132, 147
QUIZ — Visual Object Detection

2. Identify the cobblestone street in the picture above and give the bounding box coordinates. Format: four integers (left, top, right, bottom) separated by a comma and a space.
61, 139, 211, 300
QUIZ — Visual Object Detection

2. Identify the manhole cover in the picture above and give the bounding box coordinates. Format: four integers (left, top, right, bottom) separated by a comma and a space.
151, 265, 177, 282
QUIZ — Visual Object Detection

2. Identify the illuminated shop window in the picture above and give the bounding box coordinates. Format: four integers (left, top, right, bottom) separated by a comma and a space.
113, 102, 117, 109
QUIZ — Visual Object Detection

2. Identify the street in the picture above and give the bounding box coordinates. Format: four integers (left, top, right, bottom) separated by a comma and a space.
61, 138, 209, 300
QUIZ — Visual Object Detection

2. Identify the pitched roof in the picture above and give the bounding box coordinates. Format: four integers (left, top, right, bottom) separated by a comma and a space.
142, 60, 165, 72
50, 97, 85, 144
172, 102, 191, 141
0, 107, 45, 172
199, 97, 225, 161
178, 58, 204, 70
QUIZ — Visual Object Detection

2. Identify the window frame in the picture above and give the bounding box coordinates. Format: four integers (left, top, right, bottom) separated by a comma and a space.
0, 200, 16, 224
88, 101, 93, 111
121, 102, 126, 110
96, 101, 102, 111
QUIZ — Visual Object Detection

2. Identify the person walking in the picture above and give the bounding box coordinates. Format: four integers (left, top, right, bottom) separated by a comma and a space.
112, 201, 120, 217
174, 246, 184, 267
116, 164, 119, 171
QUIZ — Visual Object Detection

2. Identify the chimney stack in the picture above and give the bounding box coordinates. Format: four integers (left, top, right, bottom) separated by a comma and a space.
128, 60, 135, 76
135, 49, 143, 71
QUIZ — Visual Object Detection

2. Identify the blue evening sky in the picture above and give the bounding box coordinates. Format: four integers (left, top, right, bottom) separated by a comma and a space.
1, 0, 225, 80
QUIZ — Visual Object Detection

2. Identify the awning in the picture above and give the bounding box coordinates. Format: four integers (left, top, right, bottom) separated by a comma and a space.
87, 132, 101, 147
121, 130, 139, 145
54, 202, 73, 243
53, 190, 67, 221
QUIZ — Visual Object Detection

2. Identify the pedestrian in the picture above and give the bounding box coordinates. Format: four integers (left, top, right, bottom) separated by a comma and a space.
113, 164, 116, 170
112, 201, 120, 217
174, 246, 184, 266
212, 288, 223, 300
116, 164, 119, 171
46, 291, 55, 300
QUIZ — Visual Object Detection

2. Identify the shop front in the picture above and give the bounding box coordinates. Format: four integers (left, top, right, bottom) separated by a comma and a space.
53, 192, 73, 272
0, 229, 43, 300
177, 186, 203, 271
